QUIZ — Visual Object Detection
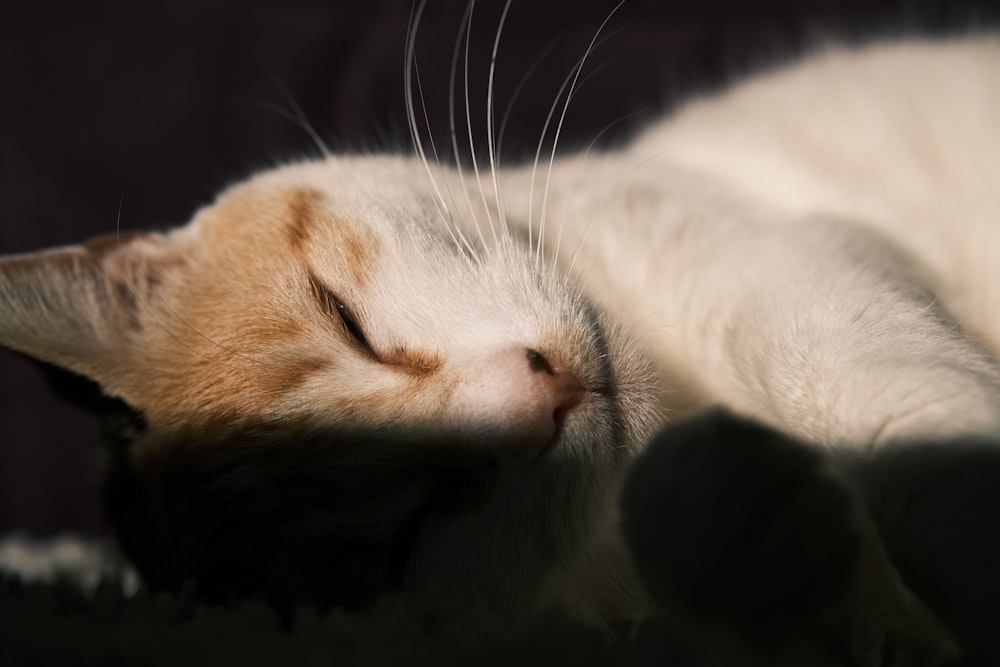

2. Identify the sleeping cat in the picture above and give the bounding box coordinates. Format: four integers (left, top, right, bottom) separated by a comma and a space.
2, 20, 999, 665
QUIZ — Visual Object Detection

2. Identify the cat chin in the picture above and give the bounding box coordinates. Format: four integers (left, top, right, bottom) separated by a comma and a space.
404, 320, 661, 613
96, 405, 638, 614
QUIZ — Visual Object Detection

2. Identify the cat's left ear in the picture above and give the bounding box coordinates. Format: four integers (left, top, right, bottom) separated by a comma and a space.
0, 228, 196, 389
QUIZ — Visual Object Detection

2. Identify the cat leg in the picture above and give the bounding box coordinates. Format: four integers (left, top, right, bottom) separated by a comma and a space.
624, 218, 1000, 662
621, 411, 959, 666
848, 440, 1000, 665
686, 216, 1000, 447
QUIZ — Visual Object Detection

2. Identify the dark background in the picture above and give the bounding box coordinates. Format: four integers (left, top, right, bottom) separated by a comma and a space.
2, 0, 998, 536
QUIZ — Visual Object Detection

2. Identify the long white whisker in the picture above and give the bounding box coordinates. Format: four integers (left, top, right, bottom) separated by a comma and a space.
524, 36, 619, 259
462, 0, 499, 247
520, 34, 620, 256
486, 0, 513, 237
527, 57, 581, 258
405, 2, 478, 262
496, 38, 558, 165
449, 0, 489, 252
411, 53, 480, 262
405, 1, 457, 234
563, 53, 618, 106
537, 0, 626, 266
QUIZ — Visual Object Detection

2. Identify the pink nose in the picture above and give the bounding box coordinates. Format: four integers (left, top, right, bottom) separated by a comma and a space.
502, 347, 586, 449
457, 346, 588, 451
524, 347, 585, 430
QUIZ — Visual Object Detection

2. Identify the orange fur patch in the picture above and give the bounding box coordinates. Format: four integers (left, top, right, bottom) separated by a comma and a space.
286, 187, 323, 252
254, 356, 331, 395
284, 186, 379, 289
383, 346, 443, 377
337, 227, 374, 289
102, 182, 399, 449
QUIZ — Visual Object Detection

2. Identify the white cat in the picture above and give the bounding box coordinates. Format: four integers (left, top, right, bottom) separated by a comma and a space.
1, 31, 997, 664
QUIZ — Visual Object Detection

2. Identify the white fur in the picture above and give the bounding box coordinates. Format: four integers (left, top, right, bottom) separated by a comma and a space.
495, 37, 1000, 446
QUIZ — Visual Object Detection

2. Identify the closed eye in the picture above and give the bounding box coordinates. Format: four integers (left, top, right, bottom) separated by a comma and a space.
310, 273, 376, 358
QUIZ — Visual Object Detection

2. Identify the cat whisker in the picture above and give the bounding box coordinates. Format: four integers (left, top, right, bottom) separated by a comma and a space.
266, 69, 330, 158
404, 0, 479, 261
552, 107, 649, 271
496, 38, 558, 173
537, 0, 626, 268
405, 0, 479, 262
413, 57, 480, 262
485, 0, 513, 239
527, 56, 579, 260
525, 37, 618, 263
232, 73, 329, 159
461, 0, 501, 249
236, 100, 327, 153
449, 0, 490, 255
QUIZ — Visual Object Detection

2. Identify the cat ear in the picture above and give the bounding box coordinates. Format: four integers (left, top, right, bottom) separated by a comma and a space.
0, 229, 196, 388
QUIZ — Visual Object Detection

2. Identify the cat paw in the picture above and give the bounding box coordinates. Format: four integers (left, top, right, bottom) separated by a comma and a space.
620, 410, 862, 633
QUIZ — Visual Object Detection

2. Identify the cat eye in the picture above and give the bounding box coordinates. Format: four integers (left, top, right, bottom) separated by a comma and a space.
310, 274, 376, 358
334, 299, 374, 354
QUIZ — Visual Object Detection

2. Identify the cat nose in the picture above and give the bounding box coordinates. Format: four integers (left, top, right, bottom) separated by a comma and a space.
518, 347, 587, 446
458, 345, 587, 451
525, 347, 584, 418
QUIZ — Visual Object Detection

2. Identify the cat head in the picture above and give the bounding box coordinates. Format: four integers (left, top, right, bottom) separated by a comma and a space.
0, 154, 659, 612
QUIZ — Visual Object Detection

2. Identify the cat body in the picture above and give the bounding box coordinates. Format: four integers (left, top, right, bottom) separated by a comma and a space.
530, 36, 1000, 444
2, 33, 1000, 662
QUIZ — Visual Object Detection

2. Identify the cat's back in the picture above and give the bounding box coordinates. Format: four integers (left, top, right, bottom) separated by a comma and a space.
633, 35, 1000, 353
639, 36, 999, 218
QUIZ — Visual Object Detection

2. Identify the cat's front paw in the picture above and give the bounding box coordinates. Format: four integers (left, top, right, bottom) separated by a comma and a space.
620, 410, 860, 632
619, 410, 957, 665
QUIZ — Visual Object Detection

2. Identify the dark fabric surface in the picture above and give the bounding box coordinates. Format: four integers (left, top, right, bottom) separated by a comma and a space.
2, 0, 998, 535
0, 573, 799, 667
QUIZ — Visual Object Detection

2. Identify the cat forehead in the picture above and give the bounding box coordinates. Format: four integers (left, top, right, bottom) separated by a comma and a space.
186, 156, 454, 281
202, 156, 442, 242
183, 155, 579, 346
